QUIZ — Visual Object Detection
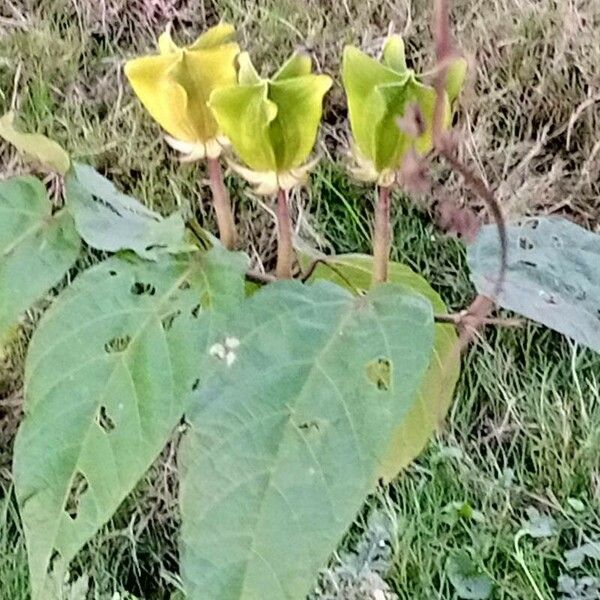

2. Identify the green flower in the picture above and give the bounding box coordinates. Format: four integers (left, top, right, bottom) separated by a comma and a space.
208, 52, 332, 194
342, 35, 466, 184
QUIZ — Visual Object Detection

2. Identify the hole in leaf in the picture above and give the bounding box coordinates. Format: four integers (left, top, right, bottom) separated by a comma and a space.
179, 280, 191, 290
161, 310, 181, 331
519, 237, 534, 250
65, 472, 88, 520
108, 270, 117, 277
519, 260, 537, 268
552, 235, 563, 248
526, 219, 540, 230
96, 406, 115, 432
298, 421, 321, 433
145, 243, 167, 253
104, 335, 132, 353
130, 281, 156, 296
191, 304, 202, 319
191, 378, 200, 391
366, 358, 392, 391
48, 550, 62, 574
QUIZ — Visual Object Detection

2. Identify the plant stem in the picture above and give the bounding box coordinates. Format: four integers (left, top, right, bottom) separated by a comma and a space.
276, 188, 293, 279
246, 269, 276, 285
206, 157, 236, 249
372, 185, 391, 285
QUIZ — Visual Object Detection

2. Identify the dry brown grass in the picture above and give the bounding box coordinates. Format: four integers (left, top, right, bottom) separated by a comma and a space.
2, 0, 599, 226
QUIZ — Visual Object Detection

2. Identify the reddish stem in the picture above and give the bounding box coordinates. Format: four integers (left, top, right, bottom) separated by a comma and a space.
372, 185, 392, 284
207, 157, 236, 249
276, 188, 293, 279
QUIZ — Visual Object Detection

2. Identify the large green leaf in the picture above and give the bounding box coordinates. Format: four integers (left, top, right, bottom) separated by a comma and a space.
13, 246, 247, 598
468, 217, 600, 353
0, 176, 80, 346
303, 254, 460, 480
65, 164, 188, 261
180, 280, 435, 599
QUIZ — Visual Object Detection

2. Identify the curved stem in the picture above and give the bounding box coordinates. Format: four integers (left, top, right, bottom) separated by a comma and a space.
206, 157, 236, 249
372, 185, 391, 285
276, 188, 293, 279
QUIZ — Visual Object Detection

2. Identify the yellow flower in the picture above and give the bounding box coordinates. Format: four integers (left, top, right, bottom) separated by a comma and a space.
124, 23, 240, 160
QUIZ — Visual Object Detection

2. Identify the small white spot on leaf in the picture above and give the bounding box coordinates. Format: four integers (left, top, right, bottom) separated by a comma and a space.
209, 343, 226, 360
210, 336, 238, 367
225, 336, 240, 349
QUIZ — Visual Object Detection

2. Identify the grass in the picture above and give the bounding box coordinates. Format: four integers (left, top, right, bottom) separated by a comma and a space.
1, 0, 600, 598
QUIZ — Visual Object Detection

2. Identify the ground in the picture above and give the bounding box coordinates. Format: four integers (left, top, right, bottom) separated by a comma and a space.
1, 0, 600, 598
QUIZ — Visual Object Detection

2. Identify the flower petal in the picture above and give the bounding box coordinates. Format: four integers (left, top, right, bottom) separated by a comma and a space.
176, 42, 240, 141
372, 80, 412, 172
158, 28, 178, 54
125, 53, 198, 143
189, 22, 236, 50
383, 35, 407, 73
237, 51, 261, 85
279, 157, 319, 190
273, 52, 312, 81
268, 74, 332, 171
406, 78, 450, 155
228, 162, 279, 194
164, 135, 227, 161
445, 57, 468, 104
209, 83, 278, 172
342, 45, 405, 165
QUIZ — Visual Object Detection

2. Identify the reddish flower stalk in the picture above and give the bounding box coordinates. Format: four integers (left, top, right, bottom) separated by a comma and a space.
432, 0, 508, 346
276, 188, 293, 279
372, 185, 392, 285
207, 157, 237, 250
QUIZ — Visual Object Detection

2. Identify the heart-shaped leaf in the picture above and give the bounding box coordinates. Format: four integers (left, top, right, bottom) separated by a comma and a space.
65, 164, 188, 260
180, 280, 434, 599
13, 247, 247, 598
468, 217, 600, 353
0, 176, 80, 345
303, 254, 460, 480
